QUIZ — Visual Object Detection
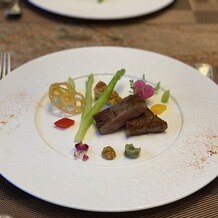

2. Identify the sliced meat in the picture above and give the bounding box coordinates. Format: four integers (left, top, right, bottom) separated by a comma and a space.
126, 107, 168, 136
93, 95, 147, 135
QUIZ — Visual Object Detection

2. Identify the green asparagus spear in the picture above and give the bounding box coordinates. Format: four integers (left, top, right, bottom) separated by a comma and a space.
74, 69, 125, 142
82, 74, 94, 120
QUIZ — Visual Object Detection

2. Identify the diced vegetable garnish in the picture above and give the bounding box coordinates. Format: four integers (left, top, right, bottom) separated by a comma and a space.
74, 69, 125, 142
161, 90, 170, 103
150, 104, 167, 115
54, 118, 75, 129
124, 144, 141, 159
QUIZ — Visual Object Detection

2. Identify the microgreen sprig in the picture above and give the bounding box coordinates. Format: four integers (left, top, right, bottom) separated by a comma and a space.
155, 81, 161, 92
129, 79, 134, 93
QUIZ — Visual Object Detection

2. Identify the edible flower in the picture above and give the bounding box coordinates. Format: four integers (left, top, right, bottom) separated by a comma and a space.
130, 74, 155, 100
82, 154, 89, 161
75, 142, 89, 152
133, 79, 154, 100
73, 142, 89, 161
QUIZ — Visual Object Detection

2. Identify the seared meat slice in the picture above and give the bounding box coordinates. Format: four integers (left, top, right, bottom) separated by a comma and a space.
126, 107, 168, 136
93, 95, 147, 135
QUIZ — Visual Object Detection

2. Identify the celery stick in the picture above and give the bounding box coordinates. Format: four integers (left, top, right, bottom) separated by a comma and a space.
82, 74, 94, 119
74, 69, 125, 142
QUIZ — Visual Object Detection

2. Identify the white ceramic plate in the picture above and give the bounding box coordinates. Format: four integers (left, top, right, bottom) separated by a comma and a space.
28, 0, 174, 20
0, 47, 217, 212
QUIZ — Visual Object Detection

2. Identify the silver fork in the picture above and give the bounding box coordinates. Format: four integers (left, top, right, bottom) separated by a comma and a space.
0, 52, 11, 80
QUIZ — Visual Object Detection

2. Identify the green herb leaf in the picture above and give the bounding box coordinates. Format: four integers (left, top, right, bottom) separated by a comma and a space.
161, 90, 170, 103
129, 79, 134, 93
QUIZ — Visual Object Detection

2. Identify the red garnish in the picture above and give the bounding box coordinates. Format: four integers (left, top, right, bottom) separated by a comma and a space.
82, 154, 89, 161
75, 143, 89, 151
54, 118, 75, 129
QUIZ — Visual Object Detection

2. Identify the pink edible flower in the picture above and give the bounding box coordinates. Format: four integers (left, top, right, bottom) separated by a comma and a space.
82, 154, 89, 161
75, 143, 89, 152
133, 80, 154, 99
134, 80, 146, 89
72, 142, 90, 161
142, 84, 155, 99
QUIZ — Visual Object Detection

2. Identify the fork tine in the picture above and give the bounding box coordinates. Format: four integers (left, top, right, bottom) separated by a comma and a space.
5, 52, 11, 76
0, 52, 4, 80
0, 52, 11, 80
2, 52, 7, 78
3, 53, 7, 77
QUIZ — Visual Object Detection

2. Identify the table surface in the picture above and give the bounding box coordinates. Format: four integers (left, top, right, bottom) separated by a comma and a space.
0, 0, 217, 217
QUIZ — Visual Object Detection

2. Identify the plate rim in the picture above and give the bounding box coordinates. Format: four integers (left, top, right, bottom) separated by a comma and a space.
0, 173, 217, 212
27, 0, 175, 20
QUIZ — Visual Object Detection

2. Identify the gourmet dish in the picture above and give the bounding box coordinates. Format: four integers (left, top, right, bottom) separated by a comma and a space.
48, 69, 170, 161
